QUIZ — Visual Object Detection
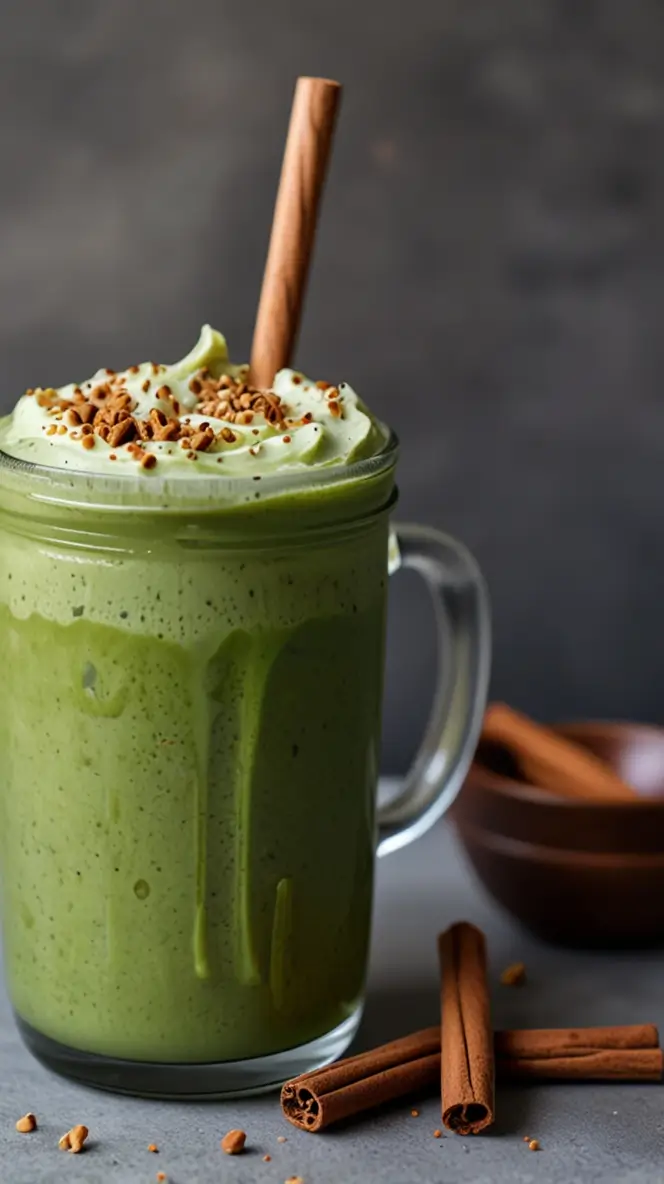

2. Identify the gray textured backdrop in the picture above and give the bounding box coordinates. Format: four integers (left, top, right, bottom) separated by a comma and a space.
2, 0, 664, 771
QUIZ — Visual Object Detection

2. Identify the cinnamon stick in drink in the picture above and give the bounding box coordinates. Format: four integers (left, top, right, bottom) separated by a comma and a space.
280, 1023, 661, 1132
438, 922, 494, 1134
481, 703, 638, 802
249, 77, 341, 389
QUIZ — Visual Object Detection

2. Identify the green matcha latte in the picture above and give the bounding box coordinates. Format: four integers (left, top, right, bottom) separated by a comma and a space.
0, 328, 396, 1079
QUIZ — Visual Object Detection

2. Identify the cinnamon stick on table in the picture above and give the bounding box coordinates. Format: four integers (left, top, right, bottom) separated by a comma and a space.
438, 922, 495, 1135
281, 1027, 441, 1132
280, 1023, 661, 1132
496, 1025, 663, 1081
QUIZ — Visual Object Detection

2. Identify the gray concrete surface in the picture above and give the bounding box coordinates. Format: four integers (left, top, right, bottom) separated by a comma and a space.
4, 1, 664, 767
1, 819, 664, 1183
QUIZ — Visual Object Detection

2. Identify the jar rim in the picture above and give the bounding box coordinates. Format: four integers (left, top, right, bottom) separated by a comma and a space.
0, 428, 398, 513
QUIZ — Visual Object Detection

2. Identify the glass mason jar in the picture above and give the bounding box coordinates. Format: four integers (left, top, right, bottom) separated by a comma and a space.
0, 435, 490, 1097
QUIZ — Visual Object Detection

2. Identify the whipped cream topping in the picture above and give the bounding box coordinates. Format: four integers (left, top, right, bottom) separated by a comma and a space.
0, 326, 386, 477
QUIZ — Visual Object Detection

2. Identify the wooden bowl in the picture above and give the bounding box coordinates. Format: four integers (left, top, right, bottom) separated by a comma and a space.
454, 722, 664, 947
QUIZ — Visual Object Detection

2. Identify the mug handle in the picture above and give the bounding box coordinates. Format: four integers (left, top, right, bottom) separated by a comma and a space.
377, 523, 491, 856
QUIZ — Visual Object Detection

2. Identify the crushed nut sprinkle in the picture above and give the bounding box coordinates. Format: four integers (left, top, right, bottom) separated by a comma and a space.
59, 1125, 88, 1153
148, 1143, 158, 1152
221, 1129, 246, 1155
433, 1129, 442, 1138
15, 1113, 37, 1133
32, 362, 347, 468
500, 962, 526, 987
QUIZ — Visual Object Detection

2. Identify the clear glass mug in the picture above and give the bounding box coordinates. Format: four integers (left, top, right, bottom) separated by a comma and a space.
0, 433, 490, 1097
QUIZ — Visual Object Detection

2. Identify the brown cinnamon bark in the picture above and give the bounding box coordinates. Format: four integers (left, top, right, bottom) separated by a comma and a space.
280, 1023, 661, 1132
481, 703, 638, 801
438, 922, 495, 1134
496, 1024, 662, 1080
499, 1048, 663, 1081
281, 1027, 440, 1131
249, 77, 341, 388
495, 1024, 658, 1058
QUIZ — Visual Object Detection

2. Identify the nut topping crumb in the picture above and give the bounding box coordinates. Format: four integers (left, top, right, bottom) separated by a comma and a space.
148, 1143, 158, 1152
59, 1124, 88, 1153
500, 962, 526, 987
221, 1129, 246, 1155
15, 1113, 37, 1133
190, 428, 215, 452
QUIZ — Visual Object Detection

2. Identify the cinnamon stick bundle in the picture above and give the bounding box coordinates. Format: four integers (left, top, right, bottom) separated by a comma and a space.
280, 1023, 661, 1132
438, 922, 495, 1134
280, 1027, 441, 1131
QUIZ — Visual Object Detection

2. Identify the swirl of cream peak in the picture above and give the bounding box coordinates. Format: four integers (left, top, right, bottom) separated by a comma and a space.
0, 325, 386, 477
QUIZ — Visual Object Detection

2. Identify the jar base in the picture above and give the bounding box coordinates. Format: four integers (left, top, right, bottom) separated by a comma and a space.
15, 1007, 363, 1099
